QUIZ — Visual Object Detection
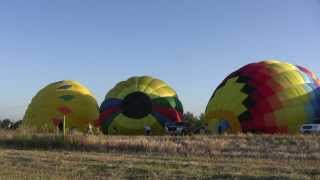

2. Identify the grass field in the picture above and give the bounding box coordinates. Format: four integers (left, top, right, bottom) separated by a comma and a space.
0, 130, 320, 179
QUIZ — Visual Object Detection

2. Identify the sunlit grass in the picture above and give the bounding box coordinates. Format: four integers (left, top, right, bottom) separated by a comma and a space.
0, 129, 320, 179
1, 129, 320, 158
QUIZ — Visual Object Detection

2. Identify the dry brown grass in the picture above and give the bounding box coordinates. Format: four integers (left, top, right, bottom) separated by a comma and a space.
0, 130, 320, 179
1, 130, 320, 159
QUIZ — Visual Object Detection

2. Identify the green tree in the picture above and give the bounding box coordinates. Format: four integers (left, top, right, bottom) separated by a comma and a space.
183, 112, 206, 134
199, 113, 205, 122
183, 112, 198, 124
13, 120, 22, 129
0, 118, 13, 129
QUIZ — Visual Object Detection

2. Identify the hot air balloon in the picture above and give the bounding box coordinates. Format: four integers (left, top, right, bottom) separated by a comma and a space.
205, 60, 320, 134
22, 80, 99, 132
97, 76, 183, 135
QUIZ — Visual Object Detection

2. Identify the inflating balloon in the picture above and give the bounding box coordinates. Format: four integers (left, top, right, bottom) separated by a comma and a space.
97, 76, 183, 135
205, 60, 320, 134
23, 80, 99, 132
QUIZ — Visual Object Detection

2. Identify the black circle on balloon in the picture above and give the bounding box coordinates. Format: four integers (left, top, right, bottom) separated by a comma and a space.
122, 92, 152, 119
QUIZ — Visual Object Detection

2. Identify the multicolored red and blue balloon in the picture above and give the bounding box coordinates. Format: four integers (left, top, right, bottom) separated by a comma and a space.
97, 76, 183, 135
205, 60, 320, 134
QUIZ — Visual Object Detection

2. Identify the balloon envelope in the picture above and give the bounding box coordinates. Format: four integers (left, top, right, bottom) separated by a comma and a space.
97, 76, 183, 135
23, 80, 99, 132
205, 60, 320, 134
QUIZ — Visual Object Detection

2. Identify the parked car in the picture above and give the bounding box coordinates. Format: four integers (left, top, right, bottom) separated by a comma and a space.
300, 124, 320, 134
165, 122, 191, 136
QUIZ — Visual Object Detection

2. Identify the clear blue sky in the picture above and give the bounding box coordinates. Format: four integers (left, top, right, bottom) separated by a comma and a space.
1, 0, 320, 120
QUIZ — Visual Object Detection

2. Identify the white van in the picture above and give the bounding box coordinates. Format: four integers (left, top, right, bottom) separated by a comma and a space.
300, 124, 320, 134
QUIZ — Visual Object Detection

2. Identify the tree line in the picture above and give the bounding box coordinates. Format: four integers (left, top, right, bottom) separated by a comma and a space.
183, 112, 207, 133
0, 119, 22, 129
0, 112, 205, 131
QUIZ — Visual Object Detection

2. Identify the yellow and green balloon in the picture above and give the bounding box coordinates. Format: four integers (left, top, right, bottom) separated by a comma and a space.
205, 60, 320, 134
97, 76, 183, 135
23, 80, 99, 132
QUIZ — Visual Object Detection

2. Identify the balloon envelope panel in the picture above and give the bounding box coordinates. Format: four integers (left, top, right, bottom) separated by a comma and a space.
23, 80, 99, 132
98, 76, 183, 135
205, 60, 320, 134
